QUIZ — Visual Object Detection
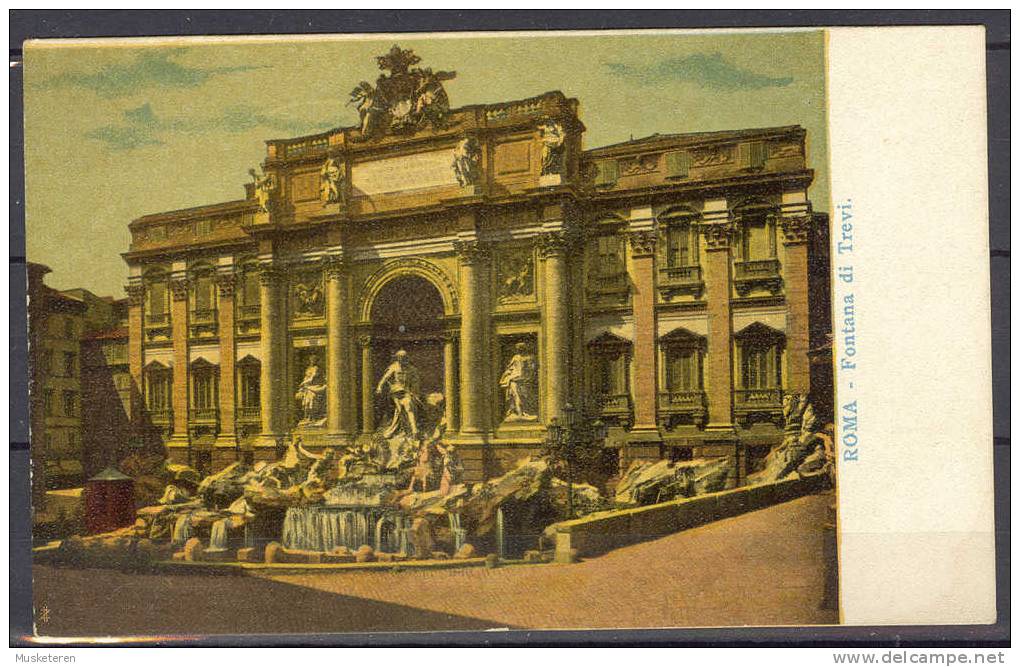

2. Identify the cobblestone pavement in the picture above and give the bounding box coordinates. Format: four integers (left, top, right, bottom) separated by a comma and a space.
31, 492, 837, 638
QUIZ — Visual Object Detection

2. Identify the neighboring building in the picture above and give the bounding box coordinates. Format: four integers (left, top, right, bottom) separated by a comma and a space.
80, 299, 133, 476
121, 48, 831, 485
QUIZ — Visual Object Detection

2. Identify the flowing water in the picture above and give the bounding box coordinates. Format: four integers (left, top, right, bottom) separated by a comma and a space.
282, 506, 403, 553
208, 519, 229, 552
171, 513, 193, 546
448, 512, 467, 553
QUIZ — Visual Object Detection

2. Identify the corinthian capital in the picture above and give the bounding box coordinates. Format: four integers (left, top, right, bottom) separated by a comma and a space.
258, 265, 284, 287
698, 222, 735, 251
214, 271, 236, 297
323, 254, 346, 280
779, 216, 813, 245
453, 239, 491, 266
627, 230, 657, 258
125, 283, 145, 306
536, 231, 571, 259
169, 276, 190, 301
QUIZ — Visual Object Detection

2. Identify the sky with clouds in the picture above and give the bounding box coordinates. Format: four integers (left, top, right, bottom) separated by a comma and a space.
24, 30, 827, 297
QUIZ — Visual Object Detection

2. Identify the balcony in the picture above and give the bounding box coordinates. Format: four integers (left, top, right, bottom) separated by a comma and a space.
593, 393, 632, 429
190, 407, 219, 423
145, 312, 169, 326
237, 405, 261, 422
733, 387, 784, 426
658, 264, 704, 298
586, 272, 629, 306
733, 259, 782, 296
189, 309, 219, 338
148, 408, 173, 425
237, 304, 261, 335
658, 390, 707, 429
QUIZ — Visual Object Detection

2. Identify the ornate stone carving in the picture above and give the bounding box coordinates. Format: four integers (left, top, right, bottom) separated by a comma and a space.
451, 136, 482, 187
620, 153, 660, 176
536, 231, 570, 259
214, 271, 236, 298
125, 283, 145, 306
357, 257, 458, 321
348, 45, 456, 140
538, 120, 566, 176
691, 145, 734, 167
169, 276, 189, 301
780, 215, 813, 245
453, 239, 491, 266
698, 222, 735, 251
292, 271, 325, 318
248, 167, 278, 213
258, 266, 284, 287
627, 230, 657, 258
357, 334, 373, 349
495, 248, 535, 303
319, 157, 344, 205
323, 254, 346, 280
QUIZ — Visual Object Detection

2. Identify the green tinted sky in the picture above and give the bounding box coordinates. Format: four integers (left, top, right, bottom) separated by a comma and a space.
24, 29, 827, 297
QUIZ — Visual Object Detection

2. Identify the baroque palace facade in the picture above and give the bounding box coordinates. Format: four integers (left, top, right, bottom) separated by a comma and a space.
123, 48, 830, 483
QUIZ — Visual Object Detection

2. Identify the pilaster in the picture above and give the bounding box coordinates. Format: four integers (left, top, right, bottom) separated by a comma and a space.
325, 254, 355, 442
442, 332, 460, 433
699, 200, 737, 433
537, 231, 570, 423
454, 238, 492, 436
780, 214, 813, 394
168, 271, 191, 450
359, 335, 375, 435
214, 267, 237, 451
125, 282, 145, 429
257, 264, 287, 448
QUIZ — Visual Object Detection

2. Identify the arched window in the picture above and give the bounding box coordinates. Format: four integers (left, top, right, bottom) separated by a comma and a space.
189, 263, 218, 337
190, 358, 219, 423
732, 199, 782, 295
733, 322, 785, 412
236, 355, 261, 423
143, 360, 172, 424
586, 332, 632, 426
657, 207, 704, 297
658, 328, 707, 428
236, 259, 261, 333
585, 216, 628, 305
143, 270, 170, 327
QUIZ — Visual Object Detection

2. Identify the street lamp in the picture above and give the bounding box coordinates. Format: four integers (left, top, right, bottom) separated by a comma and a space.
544, 401, 610, 519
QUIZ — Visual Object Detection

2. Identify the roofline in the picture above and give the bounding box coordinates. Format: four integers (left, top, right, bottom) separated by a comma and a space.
584, 125, 806, 158
131, 198, 255, 228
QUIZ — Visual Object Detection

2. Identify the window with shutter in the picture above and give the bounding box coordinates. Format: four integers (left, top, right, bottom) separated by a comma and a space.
665, 151, 692, 179
593, 159, 619, 187
739, 141, 768, 171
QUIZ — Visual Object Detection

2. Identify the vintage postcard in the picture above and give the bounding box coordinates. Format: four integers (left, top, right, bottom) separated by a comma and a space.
20, 26, 995, 640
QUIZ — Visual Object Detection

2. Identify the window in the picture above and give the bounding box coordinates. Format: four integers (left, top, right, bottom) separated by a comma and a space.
586, 332, 632, 423
145, 366, 171, 411
659, 210, 700, 270
660, 328, 706, 393
43, 389, 54, 416
734, 322, 785, 390
735, 209, 778, 262
191, 361, 218, 419
239, 364, 260, 408
191, 270, 216, 318
63, 318, 75, 339
665, 151, 692, 179
595, 235, 625, 278
63, 351, 76, 377
62, 390, 77, 417
145, 277, 169, 324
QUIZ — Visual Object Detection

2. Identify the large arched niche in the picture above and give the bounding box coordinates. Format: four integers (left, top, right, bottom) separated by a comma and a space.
357, 258, 459, 324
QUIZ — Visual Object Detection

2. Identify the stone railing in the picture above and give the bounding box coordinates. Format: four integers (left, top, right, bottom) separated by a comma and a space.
733, 258, 782, 296
190, 308, 218, 323
657, 390, 707, 428
734, 388, 783, 406
190, 407, 219, 423
658, 264, 704, 298
148, 408, 173, 425
237, 406, 261, 422
271, 134, 330, 159
549, 472, 829, 561
145, 312, 169, 326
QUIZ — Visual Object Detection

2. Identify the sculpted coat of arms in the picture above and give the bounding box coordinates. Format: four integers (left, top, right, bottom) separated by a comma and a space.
348, 45, 457, 140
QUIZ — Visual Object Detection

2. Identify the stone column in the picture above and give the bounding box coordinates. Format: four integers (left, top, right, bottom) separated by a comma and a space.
257, 265, 286, 450
538, 233, 570, 423
359, 335, 375, 434
443, 333, 459, 433
700, 205, 736, 431
781, 215, 813, 394
325, 256, 355, 442
167, 273, 191, 459
455, 240, 491, 435
628, 230, 659, 432
125, 283, 145, 429
214, 270, 237, 461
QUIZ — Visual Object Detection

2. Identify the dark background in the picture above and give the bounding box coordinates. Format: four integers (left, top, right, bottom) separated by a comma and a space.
9, 9, 1010, 648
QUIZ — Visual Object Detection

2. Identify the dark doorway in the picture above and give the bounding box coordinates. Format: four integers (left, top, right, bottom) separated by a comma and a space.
367, 276, 446, 428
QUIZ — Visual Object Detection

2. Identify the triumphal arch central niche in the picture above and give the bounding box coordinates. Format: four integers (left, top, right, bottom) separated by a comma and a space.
124, 45, 826, 484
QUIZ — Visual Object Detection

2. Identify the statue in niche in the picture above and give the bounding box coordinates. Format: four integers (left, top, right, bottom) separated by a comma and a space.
451, 136, 481, 187
538, 120, 566, 176
319, 157, 343, 204
376, 349, 423, 441
347, 45, 457, 140
248, 167, 277, 213
295, 356, 327, 425
500, 342, 538, 421
497, 251, 534, 302
293, 280, 324, 317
